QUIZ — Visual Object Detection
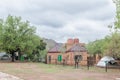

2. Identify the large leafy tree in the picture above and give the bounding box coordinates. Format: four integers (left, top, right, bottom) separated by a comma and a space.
0, 19, 4, 51
87, 0, 120, 59
0, 15, 46, 62
106, 0, 120, 59
106, 32, 120, 59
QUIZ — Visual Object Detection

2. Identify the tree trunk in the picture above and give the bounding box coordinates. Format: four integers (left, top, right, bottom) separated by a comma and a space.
11, 50, 15, 62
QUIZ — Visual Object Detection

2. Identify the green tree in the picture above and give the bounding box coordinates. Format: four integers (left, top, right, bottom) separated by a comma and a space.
32, 39, 46, 62
0, 19, 3, 51
86, 0, 120, 59
86, 39, 104, 56
113, 0, 120, 29
86, 36, 112, 57
104, 0, 120, 59
106, 32, 120, 59
0, 15, 46, 62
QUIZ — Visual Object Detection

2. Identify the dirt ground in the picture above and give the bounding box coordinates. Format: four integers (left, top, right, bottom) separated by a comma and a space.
0, 62, 120, 80
0, 72, 23, 80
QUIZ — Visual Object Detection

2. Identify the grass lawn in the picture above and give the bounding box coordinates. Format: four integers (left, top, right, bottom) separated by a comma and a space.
0, 62, 119, 80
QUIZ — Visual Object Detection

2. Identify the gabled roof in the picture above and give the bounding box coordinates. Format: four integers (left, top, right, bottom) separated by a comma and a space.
48, 43, 64, 53
67, 44, 87, 52
48, 43, 87, 53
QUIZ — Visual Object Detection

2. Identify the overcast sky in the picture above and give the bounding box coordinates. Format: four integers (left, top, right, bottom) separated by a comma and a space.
0, 0, 116, 43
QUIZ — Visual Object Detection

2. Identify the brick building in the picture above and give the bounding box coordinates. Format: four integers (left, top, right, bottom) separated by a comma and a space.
47, 38, 88, 66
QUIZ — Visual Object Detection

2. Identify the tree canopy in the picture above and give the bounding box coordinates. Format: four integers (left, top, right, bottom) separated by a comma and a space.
87, 0, 120, 59
113, 0, 120, 29
0, 15, 46, 61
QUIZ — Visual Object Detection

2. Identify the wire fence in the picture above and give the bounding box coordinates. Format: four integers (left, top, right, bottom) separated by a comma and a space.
47, 59, 120, 72
88, 60, 120, 72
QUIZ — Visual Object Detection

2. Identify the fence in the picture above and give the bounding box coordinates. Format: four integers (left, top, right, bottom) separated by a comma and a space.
47, 59, 120, 72
88, 60, 120, 72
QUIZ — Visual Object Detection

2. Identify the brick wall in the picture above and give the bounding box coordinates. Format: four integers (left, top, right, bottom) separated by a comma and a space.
47, 52, 88, 66
47, 38, 88, 66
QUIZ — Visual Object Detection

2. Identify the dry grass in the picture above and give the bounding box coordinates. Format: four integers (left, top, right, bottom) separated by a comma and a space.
0, 62, 119, 80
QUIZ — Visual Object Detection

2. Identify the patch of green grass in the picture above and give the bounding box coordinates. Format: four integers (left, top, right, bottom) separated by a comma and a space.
36, 63, 74, 73
43, 68, 59, 73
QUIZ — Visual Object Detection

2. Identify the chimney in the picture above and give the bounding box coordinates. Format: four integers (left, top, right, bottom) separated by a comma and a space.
67, 38, 74, 44
74, 38, 79, 44
65, 38, 74, 50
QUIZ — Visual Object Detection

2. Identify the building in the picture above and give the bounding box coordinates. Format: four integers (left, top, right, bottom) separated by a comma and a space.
47, 38, 88, 66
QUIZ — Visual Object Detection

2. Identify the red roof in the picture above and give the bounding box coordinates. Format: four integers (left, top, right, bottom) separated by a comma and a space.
67, 44, 87, 52
48, 43, 87, 53
48, 43, 63, 53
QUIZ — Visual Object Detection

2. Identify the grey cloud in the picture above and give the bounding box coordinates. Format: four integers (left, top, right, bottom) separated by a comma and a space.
27, 0, 109, 14
1, 0, 113, 25
0, 0, 115, 43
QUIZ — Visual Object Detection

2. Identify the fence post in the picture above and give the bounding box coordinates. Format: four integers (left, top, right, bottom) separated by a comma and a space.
63, 59, 65, 66
55, 59, 57, 65
105, 61, 108, 72
87, 59, 89, 70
